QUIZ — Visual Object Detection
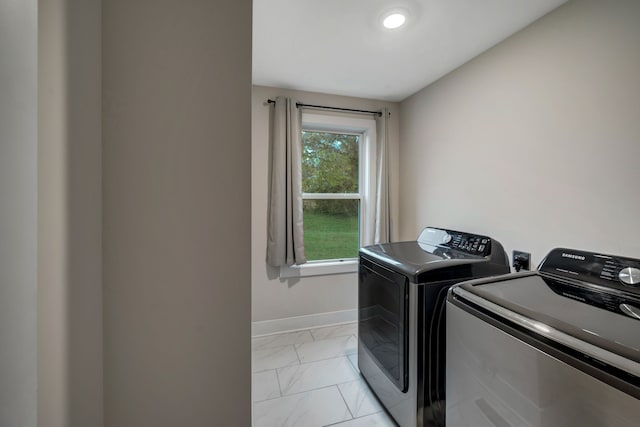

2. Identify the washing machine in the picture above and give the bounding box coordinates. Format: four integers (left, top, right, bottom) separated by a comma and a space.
447, 248, 640, 426
358, 227, 510, 427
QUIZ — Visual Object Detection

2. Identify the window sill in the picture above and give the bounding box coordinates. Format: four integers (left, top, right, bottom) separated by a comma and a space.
280, 259, 358, 278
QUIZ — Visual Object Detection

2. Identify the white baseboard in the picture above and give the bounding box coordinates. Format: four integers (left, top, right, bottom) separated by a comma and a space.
252, 309, 357, 337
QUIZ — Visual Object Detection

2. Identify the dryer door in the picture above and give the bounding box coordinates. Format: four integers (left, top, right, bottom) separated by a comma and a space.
358, 256, 409, 392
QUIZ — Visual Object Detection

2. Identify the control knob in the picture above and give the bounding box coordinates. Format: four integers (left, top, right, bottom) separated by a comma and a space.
618, 267, 640, 286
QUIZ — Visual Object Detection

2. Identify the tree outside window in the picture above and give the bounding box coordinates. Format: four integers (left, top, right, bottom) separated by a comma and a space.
301, 131, 361, 261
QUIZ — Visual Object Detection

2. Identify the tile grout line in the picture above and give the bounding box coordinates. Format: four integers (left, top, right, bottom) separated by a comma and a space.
286, 355, 356, 373
274, 367, 284, 399
293, 342, 302, 365
255, 384, 354, 411
253, 362, 368, 404
290, 332, 357, 365
335, 383, 355, 421
252, 322, 357, 340
252, 325, 366, 427
277, 356, 360, 399
252, 344, 301, 374
253, 385, 353, 427
269, 383, 348, 400
252, 330, 315, 351
256, 368, 285, 404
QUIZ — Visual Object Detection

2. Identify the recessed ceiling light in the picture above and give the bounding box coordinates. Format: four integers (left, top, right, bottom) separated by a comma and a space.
383, 13, 406, 29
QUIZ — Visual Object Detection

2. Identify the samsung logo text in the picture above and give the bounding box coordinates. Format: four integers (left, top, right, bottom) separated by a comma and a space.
562, 253, 585, 261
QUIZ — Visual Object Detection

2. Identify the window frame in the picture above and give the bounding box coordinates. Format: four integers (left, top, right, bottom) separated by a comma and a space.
280, 111, 377, 278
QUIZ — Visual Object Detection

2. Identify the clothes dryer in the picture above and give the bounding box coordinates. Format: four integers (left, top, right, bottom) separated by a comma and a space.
358, 227, 510, 427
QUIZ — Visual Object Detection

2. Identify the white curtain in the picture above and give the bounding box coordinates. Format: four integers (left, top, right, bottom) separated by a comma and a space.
374, 108, 391, 244
266, 97, 307, 267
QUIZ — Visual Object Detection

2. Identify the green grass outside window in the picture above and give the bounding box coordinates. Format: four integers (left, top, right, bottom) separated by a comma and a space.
303, 211, 359, 261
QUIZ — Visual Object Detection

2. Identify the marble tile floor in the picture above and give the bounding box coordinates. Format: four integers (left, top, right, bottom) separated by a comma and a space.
252, 322, 397, 427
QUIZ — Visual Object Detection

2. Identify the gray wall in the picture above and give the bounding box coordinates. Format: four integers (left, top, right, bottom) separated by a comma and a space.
38, 0, 103, 426
251, 86, 400, 325
400, 0, 640, 266
0, 0, 38, 425
103, 1, 252, 426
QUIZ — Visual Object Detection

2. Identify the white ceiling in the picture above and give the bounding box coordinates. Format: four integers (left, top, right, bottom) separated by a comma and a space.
253, 0, 567, 102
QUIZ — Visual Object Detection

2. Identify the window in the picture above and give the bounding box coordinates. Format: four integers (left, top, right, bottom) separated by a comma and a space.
302, 130, 360, 260
281, 112, 376, 278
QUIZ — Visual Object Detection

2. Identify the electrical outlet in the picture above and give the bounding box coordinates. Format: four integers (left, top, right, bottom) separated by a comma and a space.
513, 250, 531, 272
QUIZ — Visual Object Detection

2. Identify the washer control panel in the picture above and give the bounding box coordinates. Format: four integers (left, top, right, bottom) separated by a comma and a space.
545, 276, 640, 319
540, 248, 640, 294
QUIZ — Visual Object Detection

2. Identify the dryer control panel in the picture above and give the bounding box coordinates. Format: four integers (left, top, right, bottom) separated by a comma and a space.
417, 227, 492, 257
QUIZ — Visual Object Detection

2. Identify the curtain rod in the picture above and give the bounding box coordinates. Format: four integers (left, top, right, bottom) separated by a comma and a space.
267, 99, 383, 117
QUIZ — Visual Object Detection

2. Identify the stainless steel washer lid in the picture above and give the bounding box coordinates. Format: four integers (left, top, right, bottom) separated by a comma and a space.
451, 274, 640, 376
